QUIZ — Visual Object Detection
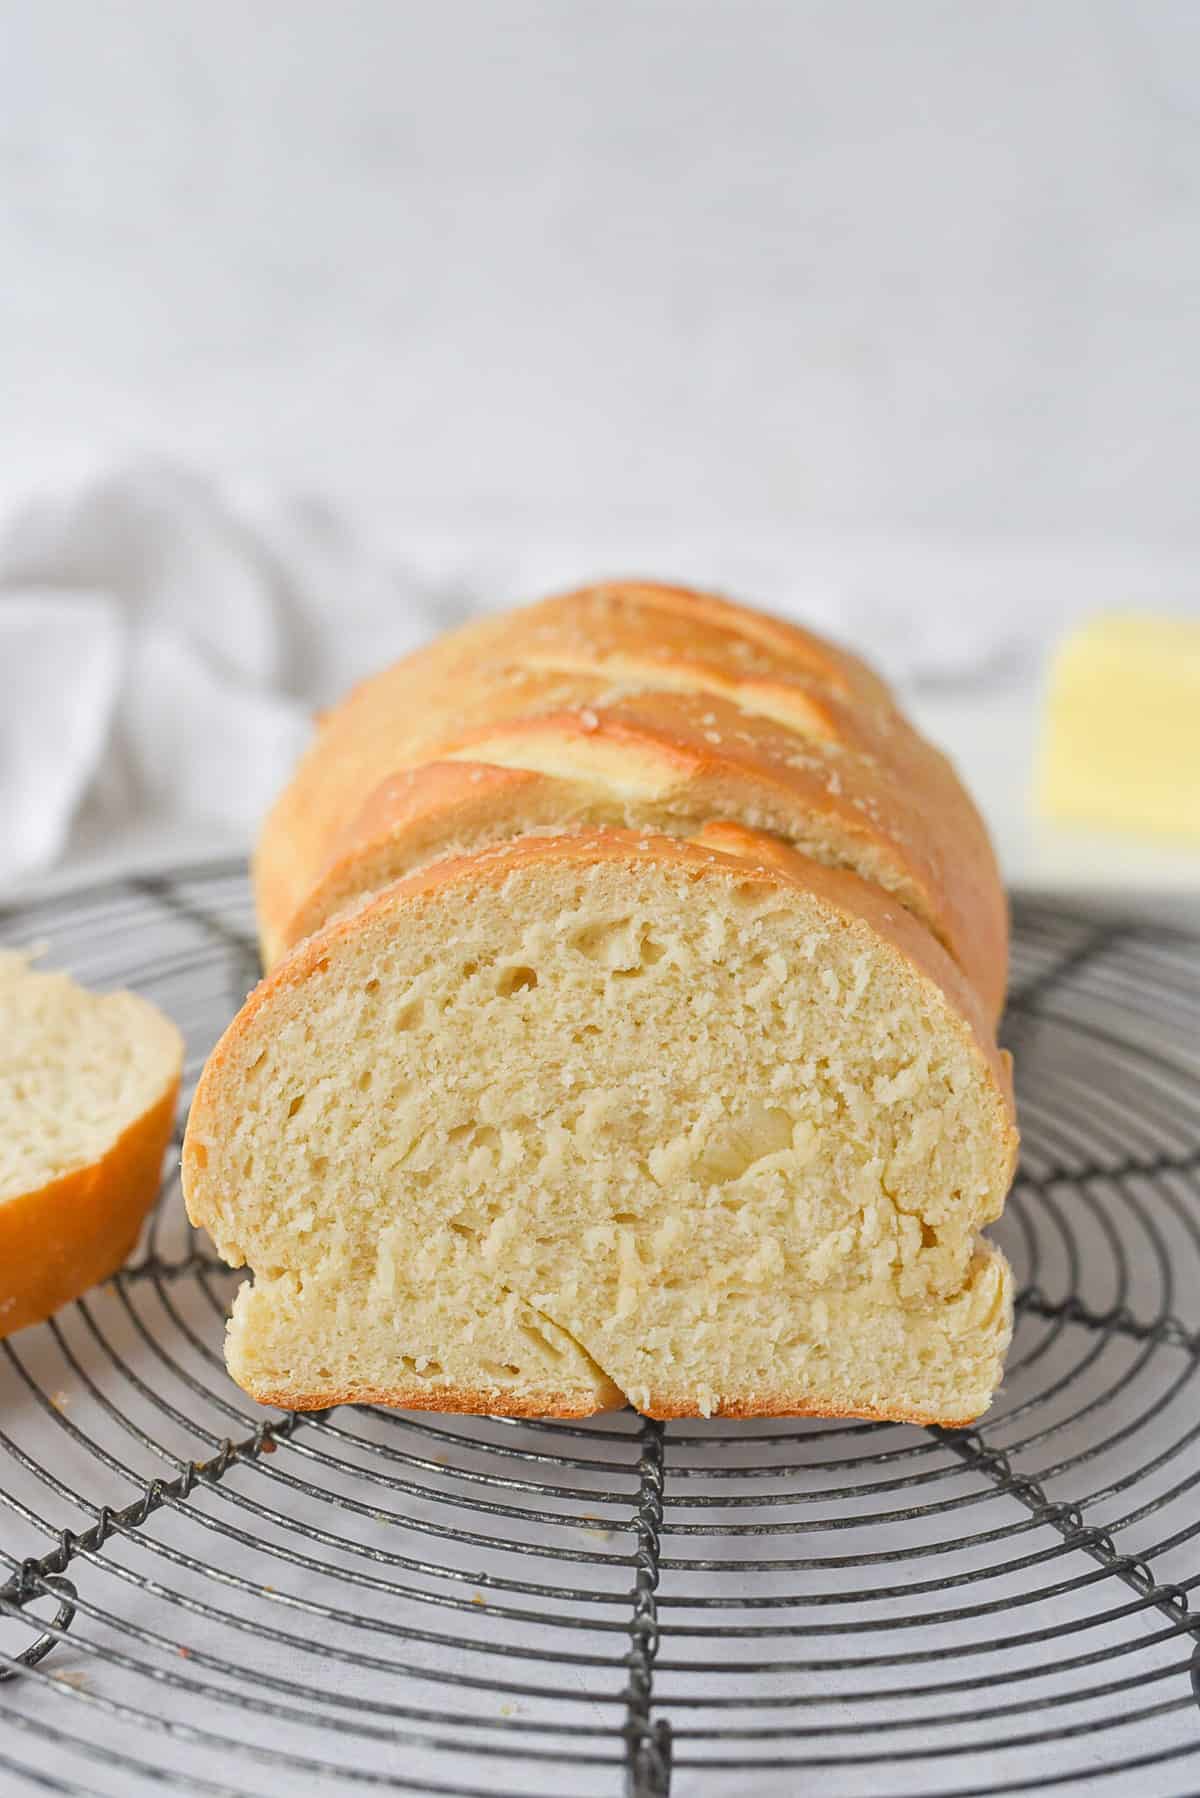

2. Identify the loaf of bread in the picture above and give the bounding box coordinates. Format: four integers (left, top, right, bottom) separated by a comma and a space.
183, 582, 1017, 1424
1, 952, 183, 1336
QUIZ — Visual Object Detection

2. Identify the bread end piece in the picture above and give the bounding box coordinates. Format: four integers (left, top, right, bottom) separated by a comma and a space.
0, 957, 183, 1336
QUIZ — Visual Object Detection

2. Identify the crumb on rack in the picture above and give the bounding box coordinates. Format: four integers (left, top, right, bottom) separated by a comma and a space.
52, 1669, 91, 1691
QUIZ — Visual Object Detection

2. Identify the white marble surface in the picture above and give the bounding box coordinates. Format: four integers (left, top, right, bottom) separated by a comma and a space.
3, 1, 1200, 547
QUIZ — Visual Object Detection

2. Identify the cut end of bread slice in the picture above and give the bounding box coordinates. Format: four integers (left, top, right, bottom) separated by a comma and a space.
185, 831, 1016, 1425
0, 951, 184, 1336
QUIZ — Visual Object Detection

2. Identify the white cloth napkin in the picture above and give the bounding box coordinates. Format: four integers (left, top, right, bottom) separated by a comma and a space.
4, 459, 1148, 892
0, 464, 469, 886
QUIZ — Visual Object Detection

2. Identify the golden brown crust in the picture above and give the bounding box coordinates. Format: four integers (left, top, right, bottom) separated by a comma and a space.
520, 580, 897, 708
0, 1080, 180, 1338
643, 1393, 987, 1425
235, 1383, 616, 1419
255, 580, 1006, 1018
233, 1381, 984, 1428
252, 588, 918, 873
282, 761, 550, 950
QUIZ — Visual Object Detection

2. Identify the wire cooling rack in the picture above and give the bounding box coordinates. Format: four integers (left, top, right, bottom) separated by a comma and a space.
1, 865, 1199, 1798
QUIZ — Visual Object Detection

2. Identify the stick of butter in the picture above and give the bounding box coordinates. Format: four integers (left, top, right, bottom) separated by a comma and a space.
1037, 613, 1200, 844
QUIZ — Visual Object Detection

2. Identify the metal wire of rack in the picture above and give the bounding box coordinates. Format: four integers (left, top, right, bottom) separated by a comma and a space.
0, 863, 1199, 1798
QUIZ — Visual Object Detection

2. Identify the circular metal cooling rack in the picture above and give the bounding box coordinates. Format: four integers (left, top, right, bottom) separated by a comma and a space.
1, 865, 1199, 1798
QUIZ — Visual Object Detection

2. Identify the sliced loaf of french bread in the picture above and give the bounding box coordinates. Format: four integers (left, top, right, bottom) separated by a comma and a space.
184, 581, 1016, 1424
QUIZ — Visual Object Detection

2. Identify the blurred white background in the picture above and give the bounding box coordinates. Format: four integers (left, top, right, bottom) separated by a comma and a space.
1, 1, 1198, 894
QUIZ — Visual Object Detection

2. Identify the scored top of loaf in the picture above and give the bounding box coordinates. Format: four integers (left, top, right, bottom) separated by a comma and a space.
253, 580, 1007, 1021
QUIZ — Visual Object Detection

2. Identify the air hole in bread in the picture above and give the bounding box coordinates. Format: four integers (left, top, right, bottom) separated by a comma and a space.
287, 1094, 305, 1119
399, 1355, 443, 1377
732, 881, 764, 908
497, 965, 538, 996
571, 918, 632, 962
687, 1104, 796, 1185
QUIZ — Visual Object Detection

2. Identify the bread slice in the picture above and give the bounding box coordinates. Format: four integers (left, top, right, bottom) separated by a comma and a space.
183, 831, 1016, 1425
253, 583, 1006, 1016
0, 953, 184, 1337
278, 688, 1004, 1018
